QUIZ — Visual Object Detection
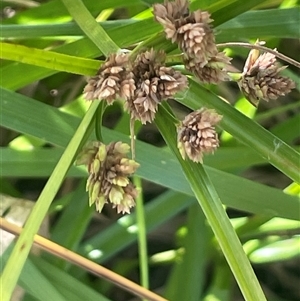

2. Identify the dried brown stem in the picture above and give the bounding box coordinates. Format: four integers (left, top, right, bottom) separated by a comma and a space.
0, 218, 167, 301
217, 42, 300, 69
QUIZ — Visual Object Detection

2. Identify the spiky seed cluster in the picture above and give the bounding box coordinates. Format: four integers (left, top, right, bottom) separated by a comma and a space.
83, 53, 135, 104
83, 49, 187, 124
153, 0, 231, 83
238, 49, 295, 106
185, 52, 232, 84
76, 141, 139, 214
153, 0, 216, 64
153, 0, 189, 42
125, 49, 188, 124
177, 108, 222, 163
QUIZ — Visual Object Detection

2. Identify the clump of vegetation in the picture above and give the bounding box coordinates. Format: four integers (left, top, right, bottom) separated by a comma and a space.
1, 1, 299, 301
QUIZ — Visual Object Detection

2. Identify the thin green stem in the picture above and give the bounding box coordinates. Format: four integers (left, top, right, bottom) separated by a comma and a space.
130, 32, 165, 59
59, 0, 121, 147
96, 9, 114, 21
130, 118, 136, 160
60, 0, 119, 57
95, 102, 106, 141
203, 258, 231, 301
165, 53, 184, 65
0, 101, 100, 301
235, 216, 272, 238
134, 176, 149, 298
155, 104, 267, 301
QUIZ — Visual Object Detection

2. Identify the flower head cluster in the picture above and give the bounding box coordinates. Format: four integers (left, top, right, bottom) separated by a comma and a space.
83, 49, 187, 124
184, 52, 231, 84
153, 0, 231, 83
76, 141, 139, 214
238, 49, 295, 106
83, 53, 135, 104
177, 108, 222, 163
124, 49, 188, 124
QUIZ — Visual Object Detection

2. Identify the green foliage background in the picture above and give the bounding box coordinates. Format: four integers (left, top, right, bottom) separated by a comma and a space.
0, 0, 299, 301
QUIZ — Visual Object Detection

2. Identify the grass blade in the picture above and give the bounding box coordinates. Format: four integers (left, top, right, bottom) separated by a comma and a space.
0, 42, 99, 75
165, 205, 211, 300
60, 0, 119, 56
177, 80, 300, 183
155, 104, 267, 301
1, 88, 299, 220
0, 101, 100, 301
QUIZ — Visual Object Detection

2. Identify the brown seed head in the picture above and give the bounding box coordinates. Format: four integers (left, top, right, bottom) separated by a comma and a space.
238, 50, 295, 106
76, 141, 139, 214
125, 49, 188, 124
185, 51, 232, 84
177, 108, 222, 163
178, 22, 216, 66
111, 182, 138, 214
83, 53, 135, 104
153, 0, 189, 42
153, 0, 217, 66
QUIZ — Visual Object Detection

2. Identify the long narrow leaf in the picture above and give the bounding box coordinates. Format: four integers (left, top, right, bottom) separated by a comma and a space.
78, 191, 195, 263
0, 20, 137, 38
3, 8, 299, 40
3, 0, 142, 24
0, 42, 99, 75
155, 105, 267, 301
60, 0, 119, 56
176, 80, 300, 183
0, 1, 123, 298
1, 247, 67, 301
1, 18, 158, 90
31, 256, 111, 301
165, 205, 211, 300
0, 146, 266, 177
0, 101, 100, 301
217, 8, 300, 41
1, 88, 299, 220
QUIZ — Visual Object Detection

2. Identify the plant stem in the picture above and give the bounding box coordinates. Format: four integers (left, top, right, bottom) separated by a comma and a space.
217, 42, 300, 68
130, 32, 166, 59
155, 104, 267, 301
95, 101, 106, 141
130, 117, 136, 160
134, 176, 149, 299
